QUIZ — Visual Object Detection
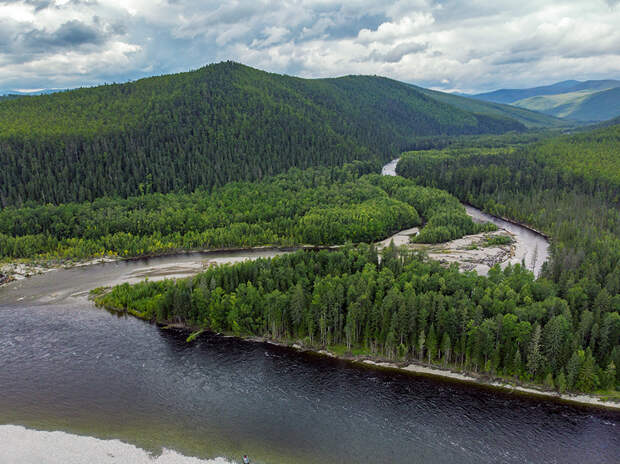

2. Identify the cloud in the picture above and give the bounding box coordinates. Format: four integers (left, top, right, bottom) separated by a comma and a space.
357, 13, 435, 44
368, 41, 429, 63
19, 20, 105, 50
0, 0, 619, 93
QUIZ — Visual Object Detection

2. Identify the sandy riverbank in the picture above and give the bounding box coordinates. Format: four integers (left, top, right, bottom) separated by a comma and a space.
0, 425, 232, 464
0, 245, 316, 288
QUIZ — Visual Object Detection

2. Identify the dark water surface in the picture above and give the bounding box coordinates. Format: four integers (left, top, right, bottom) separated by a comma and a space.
1, 295, 618, 463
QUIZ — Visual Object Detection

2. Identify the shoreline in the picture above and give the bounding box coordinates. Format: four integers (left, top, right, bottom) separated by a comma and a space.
0, 205, 546, 289
247, 338, 620, 411
147, 320, 620, 411
0, 244, 329, 288
462, 202, 551, 239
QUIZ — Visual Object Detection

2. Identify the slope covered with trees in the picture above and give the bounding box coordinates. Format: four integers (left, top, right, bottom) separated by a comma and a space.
0, 62, 527, 207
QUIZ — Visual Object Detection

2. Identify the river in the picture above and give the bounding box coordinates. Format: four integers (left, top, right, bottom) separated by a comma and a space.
0, 163, 616, 464
382, 158, 550, 277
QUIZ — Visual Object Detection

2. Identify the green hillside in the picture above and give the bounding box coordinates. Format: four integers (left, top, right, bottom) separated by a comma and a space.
415, 86, 567, 128
0, 61, 525, 207
513, 87, 620, 122
471, 79, 620, 122
473, 79, 620, 104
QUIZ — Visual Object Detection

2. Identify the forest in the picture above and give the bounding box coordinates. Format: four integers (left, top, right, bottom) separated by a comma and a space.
394, 124, 620, 393
0, 62, 527, 207
0, 162, 491, 260
94, 245, 619, 394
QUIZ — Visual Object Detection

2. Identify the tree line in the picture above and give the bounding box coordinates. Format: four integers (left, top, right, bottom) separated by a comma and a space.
395, 127, 620, 392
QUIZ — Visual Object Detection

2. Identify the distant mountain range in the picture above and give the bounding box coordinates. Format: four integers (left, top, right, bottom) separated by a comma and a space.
470, 80, 620, 122
414, 85, 565, 128
0, 88, 64, 97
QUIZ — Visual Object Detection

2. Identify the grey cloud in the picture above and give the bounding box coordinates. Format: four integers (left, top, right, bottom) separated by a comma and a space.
20, 20, 105, 51
492, 53, 540, 65
324, 13, 388, 39
369, 41, 429, 62
1, 1, 619, 93
0, 0, 53, 11
22, 0, 52, 11
0, 0, 98, 11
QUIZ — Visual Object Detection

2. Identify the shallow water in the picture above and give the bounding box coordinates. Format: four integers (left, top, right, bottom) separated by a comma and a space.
383, 158, 550, 276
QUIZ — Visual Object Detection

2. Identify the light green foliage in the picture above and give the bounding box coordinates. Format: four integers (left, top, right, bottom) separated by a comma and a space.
0, 163, 489, 261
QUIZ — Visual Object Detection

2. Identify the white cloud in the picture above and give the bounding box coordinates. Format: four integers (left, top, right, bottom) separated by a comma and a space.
357, 13, 435, 44
0, 0, 619, 92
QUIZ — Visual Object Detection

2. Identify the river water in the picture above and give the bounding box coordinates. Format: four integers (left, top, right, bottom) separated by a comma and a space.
382, 158, 550, 277
1, 164, 616, 464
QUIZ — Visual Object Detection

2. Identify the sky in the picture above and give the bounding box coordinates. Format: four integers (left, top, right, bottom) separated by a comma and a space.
1, 0, 619, 93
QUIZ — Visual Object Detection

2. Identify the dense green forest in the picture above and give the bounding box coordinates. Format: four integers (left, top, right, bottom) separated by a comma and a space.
0, 162, 491, 260
94, 245, 619, 394
0, 62, 531, 207
395, 124, 620, 393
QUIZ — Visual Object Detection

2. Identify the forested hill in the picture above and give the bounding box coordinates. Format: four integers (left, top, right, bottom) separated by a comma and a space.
0, 61, 526, 207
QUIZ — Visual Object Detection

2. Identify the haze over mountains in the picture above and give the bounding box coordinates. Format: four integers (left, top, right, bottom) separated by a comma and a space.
471, 80, 620, 122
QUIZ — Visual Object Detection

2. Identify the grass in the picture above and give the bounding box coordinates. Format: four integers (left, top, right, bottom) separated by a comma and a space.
594, 389, 620, 402
483, 234, 513, 247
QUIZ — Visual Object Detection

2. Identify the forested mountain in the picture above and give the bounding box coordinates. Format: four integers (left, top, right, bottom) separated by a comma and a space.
471, 79, 620, 122
414, 86, 566, 128
0, 61, 527, 208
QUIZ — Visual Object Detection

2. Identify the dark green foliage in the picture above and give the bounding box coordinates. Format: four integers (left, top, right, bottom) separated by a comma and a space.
0, 62, 525, 207
94, 245, 618, 393
369, 174, 496, 243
